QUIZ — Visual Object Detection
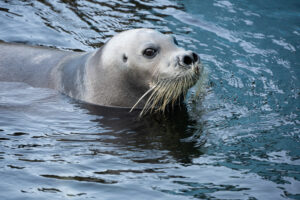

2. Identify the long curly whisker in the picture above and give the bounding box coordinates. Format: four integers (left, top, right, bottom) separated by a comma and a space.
131, 63, 201, 117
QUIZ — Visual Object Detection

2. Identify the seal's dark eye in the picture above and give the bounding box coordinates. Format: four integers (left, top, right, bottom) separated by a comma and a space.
143, 48, 157, 58
173, 37, 178, 45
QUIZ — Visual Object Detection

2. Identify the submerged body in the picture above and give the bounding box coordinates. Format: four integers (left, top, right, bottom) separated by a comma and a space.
0, 29, 202, 114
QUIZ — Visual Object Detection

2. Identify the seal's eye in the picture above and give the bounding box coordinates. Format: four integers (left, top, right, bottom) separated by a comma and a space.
143, 48, 157, 59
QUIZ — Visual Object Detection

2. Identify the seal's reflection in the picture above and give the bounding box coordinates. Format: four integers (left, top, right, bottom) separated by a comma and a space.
79, 103, 204, 164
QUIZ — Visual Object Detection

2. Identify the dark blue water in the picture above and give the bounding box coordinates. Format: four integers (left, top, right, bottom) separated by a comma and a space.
0, 0, 299, 199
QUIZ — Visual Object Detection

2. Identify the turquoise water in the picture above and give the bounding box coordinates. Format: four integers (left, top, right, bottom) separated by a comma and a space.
0, 0, 299, 199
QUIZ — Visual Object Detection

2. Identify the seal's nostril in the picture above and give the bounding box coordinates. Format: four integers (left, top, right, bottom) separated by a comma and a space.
192, 53, 198, 62
183, 55, 193, 65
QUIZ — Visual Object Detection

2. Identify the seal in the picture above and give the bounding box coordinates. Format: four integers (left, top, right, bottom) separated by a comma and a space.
0, 28, 202, 115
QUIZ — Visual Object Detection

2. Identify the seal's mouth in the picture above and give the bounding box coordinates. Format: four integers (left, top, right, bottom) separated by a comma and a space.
131, 62, 202, 116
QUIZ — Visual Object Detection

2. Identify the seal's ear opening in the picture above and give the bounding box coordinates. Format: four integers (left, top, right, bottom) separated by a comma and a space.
123, 54, 128, 63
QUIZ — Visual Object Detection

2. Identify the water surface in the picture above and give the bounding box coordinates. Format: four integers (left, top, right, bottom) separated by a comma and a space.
0, 0, 299, 199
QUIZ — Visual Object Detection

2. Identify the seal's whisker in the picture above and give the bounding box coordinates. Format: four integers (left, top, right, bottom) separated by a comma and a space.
139, 83, 162, 115
130, 85, 156, 112
133, 66, 201, 117
162, 81, 175, 110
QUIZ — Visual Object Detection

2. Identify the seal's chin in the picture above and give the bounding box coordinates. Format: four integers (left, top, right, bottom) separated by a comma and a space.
131, 62, 202, 116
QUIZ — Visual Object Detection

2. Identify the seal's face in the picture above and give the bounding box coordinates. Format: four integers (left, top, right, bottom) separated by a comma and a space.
101, 29, 202, 115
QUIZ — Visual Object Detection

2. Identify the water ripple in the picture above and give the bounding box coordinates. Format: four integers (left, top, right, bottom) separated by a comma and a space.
0, 0, 300, 199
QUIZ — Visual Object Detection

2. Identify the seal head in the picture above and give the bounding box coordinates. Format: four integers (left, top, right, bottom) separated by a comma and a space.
76, 29, 202, 115
99, 29, 201, 115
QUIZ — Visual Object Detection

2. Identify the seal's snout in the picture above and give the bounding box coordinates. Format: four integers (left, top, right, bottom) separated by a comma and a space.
192, 52, 199, 63
178, 52, 199, 67
183, 55, 193, 65
182, 52, 199, 65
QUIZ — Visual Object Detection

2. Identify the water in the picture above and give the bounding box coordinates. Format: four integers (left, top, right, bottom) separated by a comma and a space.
0, 0, 299, 199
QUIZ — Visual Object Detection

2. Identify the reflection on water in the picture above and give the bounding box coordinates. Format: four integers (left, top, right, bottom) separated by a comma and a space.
0, 0, 184, 50
0, 82, 204, 199
0, 0, 300, 199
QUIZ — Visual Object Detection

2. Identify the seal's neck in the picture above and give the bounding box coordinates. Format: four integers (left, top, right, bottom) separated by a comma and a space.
53, 52, 90, 100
